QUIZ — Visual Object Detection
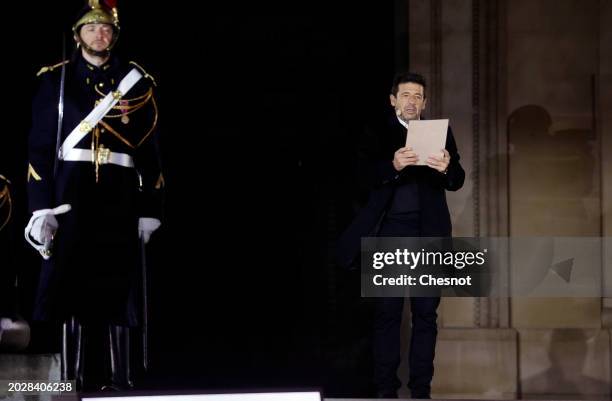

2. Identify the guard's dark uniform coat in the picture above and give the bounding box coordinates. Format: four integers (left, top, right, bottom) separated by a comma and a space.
28, 52, 163, 326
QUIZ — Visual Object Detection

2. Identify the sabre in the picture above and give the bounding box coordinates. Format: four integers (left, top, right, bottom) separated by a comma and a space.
53, 33, 67, 178
140, 237, 149, 372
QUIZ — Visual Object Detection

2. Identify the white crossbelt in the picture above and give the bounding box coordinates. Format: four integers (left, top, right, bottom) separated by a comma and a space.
59, 68, 143, 162
63, 148, 134, 168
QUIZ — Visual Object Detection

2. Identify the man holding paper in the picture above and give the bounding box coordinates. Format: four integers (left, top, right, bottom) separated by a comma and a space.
337, 72, 464, 398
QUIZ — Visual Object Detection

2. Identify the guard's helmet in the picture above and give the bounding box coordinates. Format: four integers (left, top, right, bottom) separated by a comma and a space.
73, 0, 120, 52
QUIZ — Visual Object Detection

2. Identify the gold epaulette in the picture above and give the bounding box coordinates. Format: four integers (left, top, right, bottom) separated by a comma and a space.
36, 60, 70, 77
129, 61, 157, 87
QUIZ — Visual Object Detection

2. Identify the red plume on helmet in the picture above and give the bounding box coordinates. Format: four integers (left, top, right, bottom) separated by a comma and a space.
104, 0, 118, 8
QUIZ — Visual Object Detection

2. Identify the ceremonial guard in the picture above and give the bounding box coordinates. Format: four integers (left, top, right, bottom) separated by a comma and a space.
25, 0, 164, 390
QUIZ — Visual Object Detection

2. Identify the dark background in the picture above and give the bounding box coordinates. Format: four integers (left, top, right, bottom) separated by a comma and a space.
2, 0, 406, 397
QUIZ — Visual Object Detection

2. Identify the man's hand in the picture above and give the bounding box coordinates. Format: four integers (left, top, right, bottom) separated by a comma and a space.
426, 149, 451, 173
392, 146, 419, 171
30, 214, 58, 246
24, 204, 72, 259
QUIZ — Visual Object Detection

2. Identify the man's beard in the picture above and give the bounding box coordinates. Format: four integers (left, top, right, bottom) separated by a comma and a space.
83, 44, 110, 58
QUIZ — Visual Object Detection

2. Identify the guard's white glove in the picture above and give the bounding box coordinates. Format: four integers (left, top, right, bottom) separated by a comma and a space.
138, 217, 161, 244
24, 204, 71, 259
30, 214, 58, 245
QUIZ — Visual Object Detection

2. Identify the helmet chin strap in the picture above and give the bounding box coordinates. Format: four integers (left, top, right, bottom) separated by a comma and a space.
76, 37, 112, 59
83, 45, 111, 58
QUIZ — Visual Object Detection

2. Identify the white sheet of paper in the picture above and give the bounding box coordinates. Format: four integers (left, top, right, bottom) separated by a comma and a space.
405, 119, 449, 165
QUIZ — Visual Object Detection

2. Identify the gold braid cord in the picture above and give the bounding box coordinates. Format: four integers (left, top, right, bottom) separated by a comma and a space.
95, 88, 158, 148
0, 178, 12, 232
95, 86, 153, 117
